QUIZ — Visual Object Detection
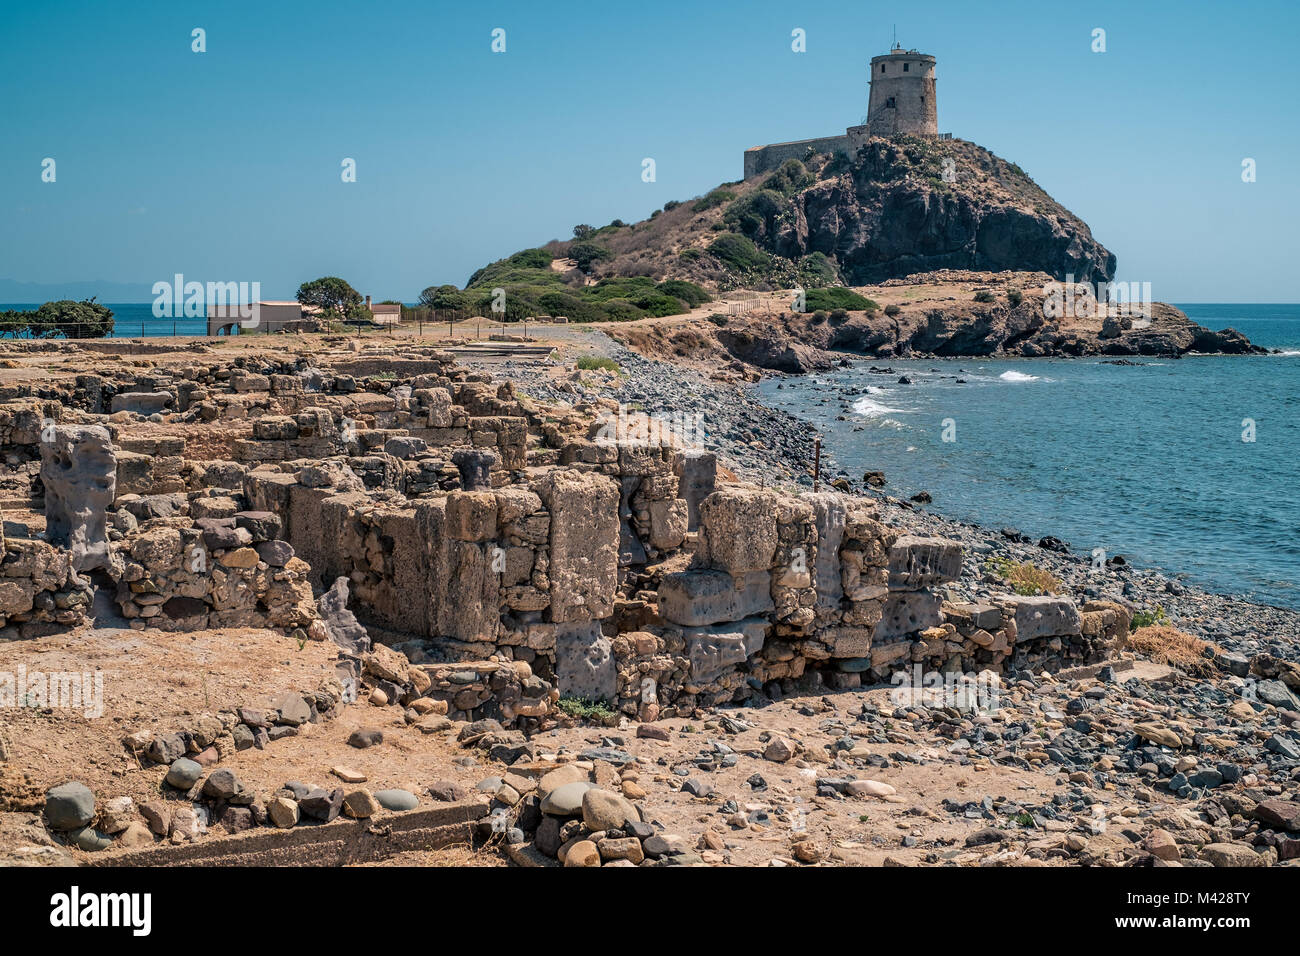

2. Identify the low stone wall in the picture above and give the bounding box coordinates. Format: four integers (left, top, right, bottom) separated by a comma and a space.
0, 537, 94, 641
112, 496, 318, 634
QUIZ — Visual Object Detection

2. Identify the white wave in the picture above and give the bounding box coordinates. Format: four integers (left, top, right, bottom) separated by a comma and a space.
852, 395, 906, 418
1275, 349, 1300, 356
998, 370, 1040, 382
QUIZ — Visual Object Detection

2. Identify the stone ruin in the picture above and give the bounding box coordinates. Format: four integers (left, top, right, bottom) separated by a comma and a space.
0, 345, 1128, 725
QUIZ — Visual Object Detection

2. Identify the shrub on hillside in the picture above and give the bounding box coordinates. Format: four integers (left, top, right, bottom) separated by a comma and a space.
973, 289, 996, 303
884, 303, 902, 317
656, 279, 711, 307
723, 189, 786, 237
692, 189, 735, 213
707, 233, 770, 273
568, 241, 613, 273
797, 252, 838, 286
763, 159, 814, 197
803, 287, 877, 312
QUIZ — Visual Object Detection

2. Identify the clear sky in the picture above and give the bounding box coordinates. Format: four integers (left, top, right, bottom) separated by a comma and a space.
2, 0, 1296, 302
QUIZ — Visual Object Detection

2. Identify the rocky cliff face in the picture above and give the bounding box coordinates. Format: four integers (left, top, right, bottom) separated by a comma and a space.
768, 139, 1116, 287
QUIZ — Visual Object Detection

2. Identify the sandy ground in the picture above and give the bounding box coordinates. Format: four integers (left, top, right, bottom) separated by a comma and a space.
0, 620, 1177, 867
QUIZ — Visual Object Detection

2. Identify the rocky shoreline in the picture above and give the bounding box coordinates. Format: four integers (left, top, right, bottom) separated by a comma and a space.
469, 330, 1300, 658
611, 273, 1269, 380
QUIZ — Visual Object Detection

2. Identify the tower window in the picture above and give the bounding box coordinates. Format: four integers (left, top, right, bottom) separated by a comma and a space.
880, 64, 886, 73
903, 63, 909, 71
886, 96, 896, 109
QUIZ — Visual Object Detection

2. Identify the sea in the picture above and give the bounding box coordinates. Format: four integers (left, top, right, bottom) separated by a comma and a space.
0, 303, 208, 338
757, 305, 1300, 610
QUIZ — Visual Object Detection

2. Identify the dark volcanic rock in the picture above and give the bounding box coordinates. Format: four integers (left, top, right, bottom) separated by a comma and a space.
772, 139, 1116, 287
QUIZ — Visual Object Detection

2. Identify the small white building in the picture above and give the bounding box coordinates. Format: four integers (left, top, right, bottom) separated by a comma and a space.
207, 301, 318, 336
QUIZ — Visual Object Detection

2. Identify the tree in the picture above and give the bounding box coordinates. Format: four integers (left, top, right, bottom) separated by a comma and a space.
418, 284, 468, 310
296, 277, 362, 318
572, 224, 595, 240
8, 299, 115, 338
568, 241, 613, 273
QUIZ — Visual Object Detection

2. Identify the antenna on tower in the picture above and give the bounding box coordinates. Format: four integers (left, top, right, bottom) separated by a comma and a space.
892, 24, 899, 51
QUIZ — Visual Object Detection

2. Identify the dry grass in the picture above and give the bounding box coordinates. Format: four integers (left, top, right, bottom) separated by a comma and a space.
985, 557, 1061, 596
1127, 625, 1215, 677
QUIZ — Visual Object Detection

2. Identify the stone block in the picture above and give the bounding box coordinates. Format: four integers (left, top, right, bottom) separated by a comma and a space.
875, 589, 943, 641
676, 450, 716, 532
1002, 595, 1082, 642
697, 486, 779, 575
536, 469, 619, 624
555, 620, 616, 702
682, 616, 769, 679
41, 424, 116, 573
887, 535, 963, 590
658, 569, 773, 627
445, 491, 498, 542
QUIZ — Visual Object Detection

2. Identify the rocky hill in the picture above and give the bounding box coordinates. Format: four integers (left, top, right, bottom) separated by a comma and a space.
511, 135, 1116, 293
454, 137, 1260, 363
768, 138, 1116, 287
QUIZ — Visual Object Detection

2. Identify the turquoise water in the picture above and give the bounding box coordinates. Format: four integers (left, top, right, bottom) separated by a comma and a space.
0, 303, 209, 337
758, 305, 1300, 609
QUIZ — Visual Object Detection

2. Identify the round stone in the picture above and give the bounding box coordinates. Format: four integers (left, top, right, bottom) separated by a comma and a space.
537, 764, 589, 797
68, 825, 113, 851
581, 788, 640, 832
374, 789, 418, 811
563, 839, 601, 867
165, 758, 203, 790
539, 781, 592, 817
44, 782, 95, 830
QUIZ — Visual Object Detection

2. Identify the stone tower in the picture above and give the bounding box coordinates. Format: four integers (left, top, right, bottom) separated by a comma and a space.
863, 46, 937, 138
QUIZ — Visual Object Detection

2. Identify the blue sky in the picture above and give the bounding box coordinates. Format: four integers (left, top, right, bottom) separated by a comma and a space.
1, 0, 1296, 302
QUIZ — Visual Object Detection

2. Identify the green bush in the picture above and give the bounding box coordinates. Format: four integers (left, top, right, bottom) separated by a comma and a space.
803, 287, 877, 312
568, 241, 613, 272
656, 279, 711, 307
417, 284, 469, 310
884, 303, 902, 317
537, 291, 607, 323
556, 695, 617, 721
1007, 288, 1024, 307
798, 252, 838, 286
599, 299, 646, 322
825, 151, 852, 175
1130, 606, 1171, 631
692, 189, 735, 212
576, 356, 621, 372
708, 233, 770, 272
762, 159, 814, 197
973, 289, 996, 303
723, 189, 786, 237
1, 299, 115, 338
